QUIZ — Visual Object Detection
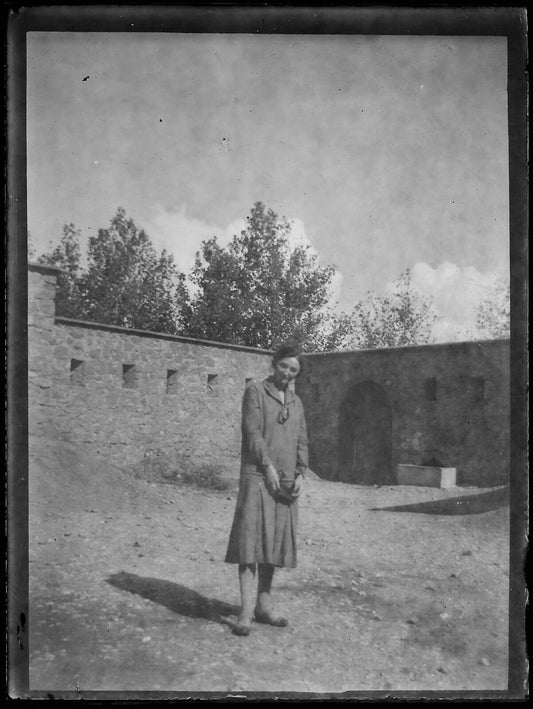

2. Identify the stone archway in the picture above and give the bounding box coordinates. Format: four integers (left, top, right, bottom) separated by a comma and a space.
337, 381, 393, 485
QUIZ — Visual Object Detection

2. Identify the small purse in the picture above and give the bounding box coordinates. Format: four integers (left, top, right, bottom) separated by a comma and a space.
275, 470, 298, 505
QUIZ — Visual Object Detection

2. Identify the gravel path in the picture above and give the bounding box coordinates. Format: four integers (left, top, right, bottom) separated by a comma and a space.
28, 440, 509, 697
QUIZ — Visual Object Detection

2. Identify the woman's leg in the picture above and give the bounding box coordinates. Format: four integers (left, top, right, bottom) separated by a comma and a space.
234, 563, 256, 635
255, 563, 288, 627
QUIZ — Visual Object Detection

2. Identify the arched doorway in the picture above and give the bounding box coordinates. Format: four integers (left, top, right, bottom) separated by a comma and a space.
337, 381, 393, 485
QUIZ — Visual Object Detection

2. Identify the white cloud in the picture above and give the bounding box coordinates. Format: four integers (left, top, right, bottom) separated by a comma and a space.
141, 204, 244, 275
409, 261, 508, 342
288, 217, 343, 303
431, 318, 476, 343
287, 217, 317, 253
142, 206, 343, 302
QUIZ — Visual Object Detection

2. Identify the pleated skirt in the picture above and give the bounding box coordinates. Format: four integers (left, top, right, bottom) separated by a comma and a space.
224, 473, 298, 567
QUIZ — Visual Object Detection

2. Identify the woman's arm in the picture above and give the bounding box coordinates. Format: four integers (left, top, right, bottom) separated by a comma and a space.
295, 403, 309, 475
293, 404, 309, 497
242, 384, 280, 492
242, 384, 272, 467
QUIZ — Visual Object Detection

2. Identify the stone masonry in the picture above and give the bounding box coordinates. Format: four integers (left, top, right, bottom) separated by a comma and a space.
297, 340, 510, 487
28, 264, 510, 487
28, 264, 273, 473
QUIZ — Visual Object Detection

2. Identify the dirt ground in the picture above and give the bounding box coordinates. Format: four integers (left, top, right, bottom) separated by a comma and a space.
26, 438, 511, 698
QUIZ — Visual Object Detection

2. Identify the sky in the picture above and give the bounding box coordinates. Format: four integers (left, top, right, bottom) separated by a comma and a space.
26, 33, 509, 342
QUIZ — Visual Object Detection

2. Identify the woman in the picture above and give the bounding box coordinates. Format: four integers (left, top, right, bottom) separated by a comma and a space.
225, 343, 308, 636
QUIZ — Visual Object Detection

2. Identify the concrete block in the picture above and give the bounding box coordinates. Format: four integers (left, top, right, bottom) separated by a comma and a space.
397, 464, 457, 489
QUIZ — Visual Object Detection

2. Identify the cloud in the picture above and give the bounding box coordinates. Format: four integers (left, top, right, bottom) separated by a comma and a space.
141, 204, 245, 275
142, 206, 343, 302
288, 217, 343, 303
409, 261, 508, 342
287, 217, 317, 253
431, 318, 477, 343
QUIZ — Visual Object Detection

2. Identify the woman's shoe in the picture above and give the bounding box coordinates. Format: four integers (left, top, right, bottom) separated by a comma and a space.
232, 622, 252, 636
254, 610, 289, 627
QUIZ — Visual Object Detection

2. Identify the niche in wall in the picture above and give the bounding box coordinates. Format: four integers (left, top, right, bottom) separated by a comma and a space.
122, 364, 138, 389
207, 373, 219, 397
166, 369, 179, 394
70, 358, 86, 386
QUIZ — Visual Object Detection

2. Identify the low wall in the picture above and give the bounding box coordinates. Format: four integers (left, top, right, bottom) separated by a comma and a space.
28, 265, 272, 472
299, 339, 510, 487
28, 264, 510, 487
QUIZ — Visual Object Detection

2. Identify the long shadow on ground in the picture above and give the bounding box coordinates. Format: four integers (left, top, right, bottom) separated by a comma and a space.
371, 485, 509, 515
106, 571, 239, 628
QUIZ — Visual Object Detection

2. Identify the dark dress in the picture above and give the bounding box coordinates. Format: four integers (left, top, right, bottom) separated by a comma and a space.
225, 377, 309, 567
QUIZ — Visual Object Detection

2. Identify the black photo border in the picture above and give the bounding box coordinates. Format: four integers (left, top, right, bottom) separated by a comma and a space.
6, 3, 528, 701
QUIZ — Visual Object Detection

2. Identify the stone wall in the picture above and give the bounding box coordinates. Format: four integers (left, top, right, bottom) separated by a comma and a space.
28, 264, 510, 487
298, 340, 510, 487
28, 265, 273, 473
28, 264, 59, 437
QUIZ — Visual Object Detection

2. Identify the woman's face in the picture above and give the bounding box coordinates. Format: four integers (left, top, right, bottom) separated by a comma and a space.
272, 356, 301, 389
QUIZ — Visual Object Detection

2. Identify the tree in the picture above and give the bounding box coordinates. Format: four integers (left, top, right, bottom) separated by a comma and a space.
337, 269, 437, 349
475, 278, 510, 339
38, 209, 190, 334
184, 202, 343, 350
38, 223, 86, 319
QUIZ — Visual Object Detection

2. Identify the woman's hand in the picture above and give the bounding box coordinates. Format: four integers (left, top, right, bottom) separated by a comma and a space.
264, 465, 281, 496
292, 474, 303, 497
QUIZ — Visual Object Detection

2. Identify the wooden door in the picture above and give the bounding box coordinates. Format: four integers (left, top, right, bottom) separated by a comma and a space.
338, 381, 392, 484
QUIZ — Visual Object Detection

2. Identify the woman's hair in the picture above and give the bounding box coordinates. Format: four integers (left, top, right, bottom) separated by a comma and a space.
271, 343, 304, 376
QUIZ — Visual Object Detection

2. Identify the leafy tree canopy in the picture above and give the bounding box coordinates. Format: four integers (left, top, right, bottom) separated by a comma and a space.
184, 202, 344, 351
332, 269, 438, 349
36, 204, 442, 352
37, 223, 85, 319
38, 208, 190, 334
475, 278, 510, 339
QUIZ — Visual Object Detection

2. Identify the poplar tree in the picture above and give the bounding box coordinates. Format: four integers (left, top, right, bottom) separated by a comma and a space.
184, 202, 341, 350
38, 208, 190, 334
334, 270, 438, 349
475, 279, 510, 339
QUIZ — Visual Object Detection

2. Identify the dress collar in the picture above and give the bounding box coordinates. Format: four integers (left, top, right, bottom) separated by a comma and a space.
263, 376, 296, 405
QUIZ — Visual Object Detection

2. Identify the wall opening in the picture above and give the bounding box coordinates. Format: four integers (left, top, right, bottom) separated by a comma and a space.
70, 358, 86, 386
424, 377, 437, 401
207, 373, 219, 397
337, 381, 393, 485
166, 369, 178, 394
122, 364, 138, 389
